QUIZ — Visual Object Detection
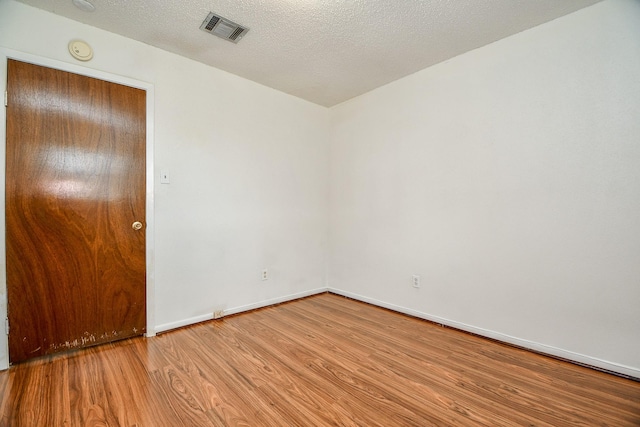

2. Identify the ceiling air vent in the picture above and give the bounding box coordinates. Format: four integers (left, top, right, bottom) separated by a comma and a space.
200, 12, 249, 43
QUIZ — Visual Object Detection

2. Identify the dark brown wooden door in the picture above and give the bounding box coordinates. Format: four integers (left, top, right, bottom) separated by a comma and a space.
5, 59, 146, 363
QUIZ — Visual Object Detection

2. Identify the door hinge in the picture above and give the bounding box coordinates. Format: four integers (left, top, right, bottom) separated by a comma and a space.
4, 91, 7, 107
4, 318, 8, 335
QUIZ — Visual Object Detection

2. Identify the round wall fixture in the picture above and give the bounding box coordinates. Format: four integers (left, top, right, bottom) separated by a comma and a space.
72, 0, 96, 12
68, 40, 94, 61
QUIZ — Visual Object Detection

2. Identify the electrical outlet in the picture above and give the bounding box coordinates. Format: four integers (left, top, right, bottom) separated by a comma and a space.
213, 310, 224, 319
412, 275, 421, 288
262, 269, 269, 281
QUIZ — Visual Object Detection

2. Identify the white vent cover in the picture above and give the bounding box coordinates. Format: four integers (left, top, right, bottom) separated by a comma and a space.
200, 12, 249, 43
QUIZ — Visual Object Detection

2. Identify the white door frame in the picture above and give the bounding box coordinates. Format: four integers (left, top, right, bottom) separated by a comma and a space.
0, 48, 156, 370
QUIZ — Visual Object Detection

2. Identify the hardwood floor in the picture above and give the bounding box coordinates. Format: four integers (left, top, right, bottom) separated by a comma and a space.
0, 293, 638, 426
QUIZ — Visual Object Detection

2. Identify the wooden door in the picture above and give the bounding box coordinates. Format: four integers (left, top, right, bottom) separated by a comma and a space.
5, 59, 146, 364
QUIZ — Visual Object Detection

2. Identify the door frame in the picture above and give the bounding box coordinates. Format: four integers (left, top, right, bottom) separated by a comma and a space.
0, 48, 157, 370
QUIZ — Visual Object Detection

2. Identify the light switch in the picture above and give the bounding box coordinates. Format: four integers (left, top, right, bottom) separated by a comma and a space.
160, 170, 170, 184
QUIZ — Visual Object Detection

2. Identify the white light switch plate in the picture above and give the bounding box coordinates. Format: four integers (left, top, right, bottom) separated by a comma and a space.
160, 170, 170, 184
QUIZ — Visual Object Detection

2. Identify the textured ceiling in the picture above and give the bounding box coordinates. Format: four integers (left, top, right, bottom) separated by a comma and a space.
17, 0, 602, 107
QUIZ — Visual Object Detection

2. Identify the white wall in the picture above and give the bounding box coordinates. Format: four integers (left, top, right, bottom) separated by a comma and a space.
0, 0, 329, 368
329, 0, 640, 377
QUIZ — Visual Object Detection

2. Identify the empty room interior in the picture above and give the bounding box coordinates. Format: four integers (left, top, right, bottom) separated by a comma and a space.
0, 0, 639, 425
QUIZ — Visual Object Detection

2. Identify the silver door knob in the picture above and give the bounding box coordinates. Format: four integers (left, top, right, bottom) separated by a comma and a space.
132, 221, 143, 231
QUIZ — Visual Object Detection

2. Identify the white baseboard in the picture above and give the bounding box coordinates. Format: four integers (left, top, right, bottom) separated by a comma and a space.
155, 312, 216, 334
223, 288, 328, 317
155, 287, 328, 334
328, 288, 640, 380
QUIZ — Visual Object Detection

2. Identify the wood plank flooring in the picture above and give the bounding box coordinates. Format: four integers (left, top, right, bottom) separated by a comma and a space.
0, 293, 638, 426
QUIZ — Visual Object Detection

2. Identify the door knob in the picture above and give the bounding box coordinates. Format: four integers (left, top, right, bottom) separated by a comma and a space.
132, 221, 143, 231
